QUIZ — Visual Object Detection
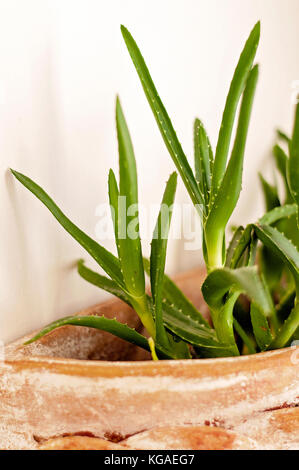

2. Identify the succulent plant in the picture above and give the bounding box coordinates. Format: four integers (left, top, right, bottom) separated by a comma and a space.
11, 21, 299, 360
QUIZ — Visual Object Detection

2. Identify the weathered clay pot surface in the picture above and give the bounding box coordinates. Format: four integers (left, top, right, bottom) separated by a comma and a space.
0, 268, 298, 450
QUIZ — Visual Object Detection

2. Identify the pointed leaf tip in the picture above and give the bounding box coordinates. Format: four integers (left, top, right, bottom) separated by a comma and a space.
253, 21, 261, 38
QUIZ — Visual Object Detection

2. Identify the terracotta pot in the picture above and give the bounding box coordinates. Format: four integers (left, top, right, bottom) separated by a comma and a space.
0, 268, 298, 450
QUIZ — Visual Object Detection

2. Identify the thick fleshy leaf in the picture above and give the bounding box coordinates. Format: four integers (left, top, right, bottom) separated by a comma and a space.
150, 172, 177, 346
250, 302, 273, 351
247, 231, 258, 266
276, 289, 296, 323
210, 22, 260, 197
259, 173, 280, 211
215, 290, 241, 353
254, 224, 299, 293
273, 145, 292, 203
258, 205, 297, 293
205, 65, 259, 268
78, 260, 191, 359
226, 225, 253, 269
202, 266, 274, 351
276, 129, 291, 144
226, 226, 245, 268
143, 257, 209, 328
115, 98, 145, 297
161, 302, 234, 357
121, 25, 203, 209
10, 169, 124, 287
108, 169, 121, 254
25, 315, 172, 359
78, 259, 130, 304
289, 103, 299, 227
194, 119, 213, 210
259, 204, 297, 225
260, 245, 284, 293
202, 266, 274, 317
269, 302, 299, 349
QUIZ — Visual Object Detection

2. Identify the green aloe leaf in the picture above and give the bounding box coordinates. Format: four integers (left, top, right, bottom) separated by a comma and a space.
202, 266, 274, 342
120, 25, 203, 209
273, 144, 288, 176
248, 231, 258, 267
161, 302, 234, 357
78, 260, 190, 359
226, 225, 253, 269
260, 245, 284, 293
276, 129, 291, 144
259, 174, 280, 211
259, 204, 297, 225
115, 97, 145, 297
254, 224, 299, 345
150, 172, 177, 346
254, 224, 299, 293
276, 288, 296, 323
143, 257, 210, 328
108, 169, 121, 255
226, 226, 245, 268
210, 22, 260, 197
250, 301, 273, 351
288, 102, 299, 226
25, 314, 172, 359
10, 169, 124, 288
78, 259, 130, 304
273, 145, 292, 203
216, 290, 241, 354
269, 302, 299, 350
115, 99, 156, 337
194, 119, 213, 211
205, 65, 259, 269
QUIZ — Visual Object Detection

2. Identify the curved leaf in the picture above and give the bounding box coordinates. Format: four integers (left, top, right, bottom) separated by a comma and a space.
269, 302, 299, 350
227, 225, 253, 269
11, 169, 124, 288
273, 145, 292, 203
115, 98, 145, 297
259, 204, 297, 225
250, 302, 273, 351
121, 25, 203, 209
143, 257, 210, 328
108, 169, 121, 254
202, 266, 274, 317
161, 302, 234, 357
210, 22, 260, 197
78, 259, 130, 304
205, 65, 259, 268
259, 173, 280, 211
226, 226, 245, 268
276, 129, 290, 144
289, 103, 299, 209
194, 119, 213, 210
254, 224, 299, 293
78, 260, 191, 358
150, 172, 177, 346
24, 315, 165, 354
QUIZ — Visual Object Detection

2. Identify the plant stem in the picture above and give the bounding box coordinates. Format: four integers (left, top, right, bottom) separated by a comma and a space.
205, 229, 224, 271
130, 294, 156, 339
148, 337, 159, 361
214, 291, 240, 356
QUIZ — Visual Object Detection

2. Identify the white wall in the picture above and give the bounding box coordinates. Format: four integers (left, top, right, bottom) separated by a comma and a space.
1, 0, 299, 343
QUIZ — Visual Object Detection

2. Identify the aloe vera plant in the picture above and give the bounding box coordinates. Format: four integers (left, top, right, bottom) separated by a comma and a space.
11, 22, 299, 360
